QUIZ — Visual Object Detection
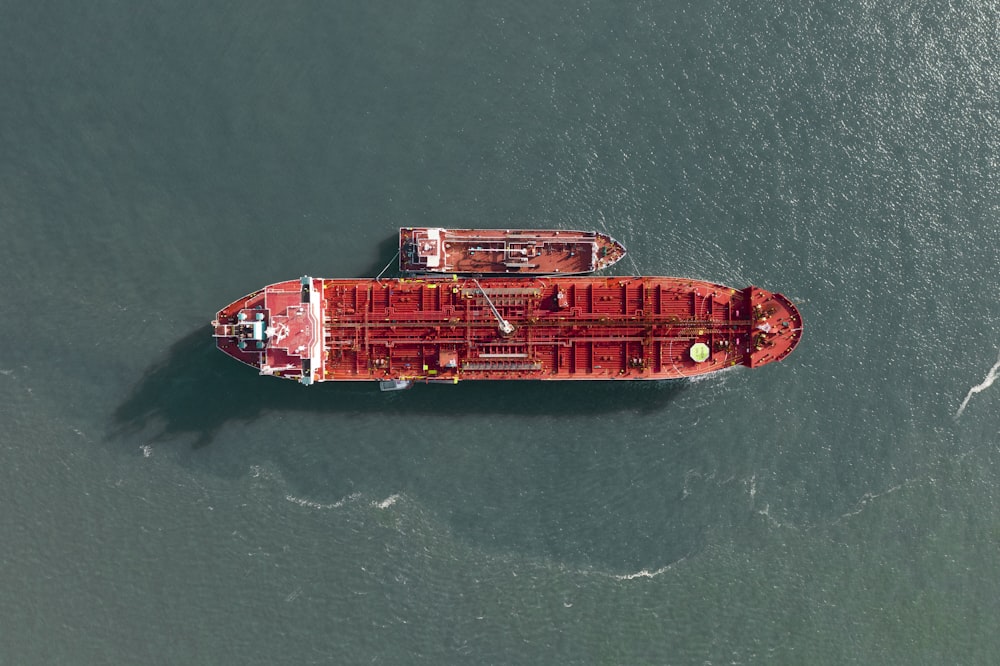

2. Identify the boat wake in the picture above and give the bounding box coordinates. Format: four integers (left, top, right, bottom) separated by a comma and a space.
285, 492, 360, 510
955, 349, 1000, 419
610, 557, 688, 581
686, 363, 739, 383
374, 494, 401, 509
282, 492, 399, 511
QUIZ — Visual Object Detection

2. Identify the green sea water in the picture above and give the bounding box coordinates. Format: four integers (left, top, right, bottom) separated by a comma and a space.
2, 1, 999, 664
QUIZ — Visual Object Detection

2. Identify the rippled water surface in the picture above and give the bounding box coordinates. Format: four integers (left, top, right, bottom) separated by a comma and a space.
2, 1, 998, 663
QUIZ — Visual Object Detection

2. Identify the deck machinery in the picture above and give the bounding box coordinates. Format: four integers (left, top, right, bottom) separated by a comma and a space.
212, 275, 802, 388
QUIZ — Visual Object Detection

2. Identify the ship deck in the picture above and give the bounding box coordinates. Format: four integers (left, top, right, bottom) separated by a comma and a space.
214, 276, 802, 384
399, 228, 626, 275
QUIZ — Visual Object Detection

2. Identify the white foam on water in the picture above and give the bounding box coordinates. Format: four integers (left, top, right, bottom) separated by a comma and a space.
756, 503, 796, 530
833, 482, 907, 525
686, 363, 739, 384
249, 464, 275, 481
955, 349, 1000, 419
375, 494, 401, 509
284, 492, 359, 510
611, 556, 688, 581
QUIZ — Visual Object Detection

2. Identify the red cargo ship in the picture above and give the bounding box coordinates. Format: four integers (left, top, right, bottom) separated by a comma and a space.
399, 227, 626, 274
212, 275, 802, 388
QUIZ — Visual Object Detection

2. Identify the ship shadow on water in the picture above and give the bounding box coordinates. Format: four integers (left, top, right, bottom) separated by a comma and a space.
112, 326, 703, 572
112, 327, 688, 449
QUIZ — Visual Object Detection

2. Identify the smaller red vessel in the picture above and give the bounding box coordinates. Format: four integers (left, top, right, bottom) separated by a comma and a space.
399, 227, 626, 275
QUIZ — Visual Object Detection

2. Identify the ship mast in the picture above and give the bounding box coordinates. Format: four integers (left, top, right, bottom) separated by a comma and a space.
472, 279, 516, 336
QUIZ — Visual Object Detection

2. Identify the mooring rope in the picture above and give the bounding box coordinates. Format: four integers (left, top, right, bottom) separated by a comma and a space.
375, 250, 401, 282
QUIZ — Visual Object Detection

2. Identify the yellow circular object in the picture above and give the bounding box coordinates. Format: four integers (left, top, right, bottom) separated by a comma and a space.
690, 343, 710, 363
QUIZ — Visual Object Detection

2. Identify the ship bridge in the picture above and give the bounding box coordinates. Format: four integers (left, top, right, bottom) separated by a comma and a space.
214, 275, 801, 385
212, 276, 323, 385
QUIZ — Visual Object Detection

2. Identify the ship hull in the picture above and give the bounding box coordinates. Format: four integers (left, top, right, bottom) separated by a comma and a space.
212, 276, 802, 385
399, 228, 626, 275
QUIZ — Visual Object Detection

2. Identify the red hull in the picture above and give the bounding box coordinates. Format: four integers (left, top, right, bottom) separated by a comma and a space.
212, 276, 802, 385
399, 228, 626, 275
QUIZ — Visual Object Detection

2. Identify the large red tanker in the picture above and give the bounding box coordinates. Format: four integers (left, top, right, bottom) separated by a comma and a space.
212, 275, 802, 389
